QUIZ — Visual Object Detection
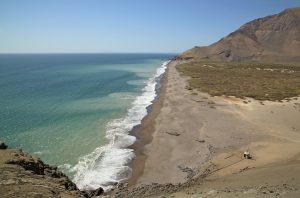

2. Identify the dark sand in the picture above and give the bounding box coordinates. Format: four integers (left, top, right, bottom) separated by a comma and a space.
128, 61, 169, 186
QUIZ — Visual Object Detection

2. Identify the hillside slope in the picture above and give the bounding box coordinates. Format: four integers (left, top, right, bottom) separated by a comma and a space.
178, 7, 300, 62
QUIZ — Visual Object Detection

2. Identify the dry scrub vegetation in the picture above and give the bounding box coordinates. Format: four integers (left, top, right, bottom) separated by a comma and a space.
176, 61, 300, 101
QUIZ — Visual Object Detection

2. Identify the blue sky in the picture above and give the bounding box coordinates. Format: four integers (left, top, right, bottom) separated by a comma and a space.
1, 0, 299, 53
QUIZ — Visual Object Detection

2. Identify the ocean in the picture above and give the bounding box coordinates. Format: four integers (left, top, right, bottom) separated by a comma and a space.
0, 53, 173, 190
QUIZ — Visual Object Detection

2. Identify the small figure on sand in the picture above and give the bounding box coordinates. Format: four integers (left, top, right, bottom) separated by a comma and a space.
244, 151, 251, 159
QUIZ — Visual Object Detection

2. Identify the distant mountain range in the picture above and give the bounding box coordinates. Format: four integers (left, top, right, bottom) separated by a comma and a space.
178, 7, 300, 62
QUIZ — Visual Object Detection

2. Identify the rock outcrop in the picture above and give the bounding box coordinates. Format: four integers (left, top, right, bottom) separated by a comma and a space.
0, 141, 8, 149
178, 7, 300, 62
0, 141, 103, 198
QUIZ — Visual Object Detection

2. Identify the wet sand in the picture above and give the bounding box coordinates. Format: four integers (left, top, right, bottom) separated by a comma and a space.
128, 61, 169, 186
126, 60, 300, 196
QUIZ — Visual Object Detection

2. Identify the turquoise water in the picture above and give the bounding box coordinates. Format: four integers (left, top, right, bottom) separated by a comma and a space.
0, 54, 172, 190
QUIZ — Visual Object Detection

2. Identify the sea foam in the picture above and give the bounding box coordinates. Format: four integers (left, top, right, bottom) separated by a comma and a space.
63, 60, 170, 191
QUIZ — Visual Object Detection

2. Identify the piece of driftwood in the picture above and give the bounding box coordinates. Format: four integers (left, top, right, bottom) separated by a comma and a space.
166, 131, 181, 136
195, 139, 205, 143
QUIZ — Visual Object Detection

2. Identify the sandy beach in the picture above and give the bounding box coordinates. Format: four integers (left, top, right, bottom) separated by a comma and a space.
125, 60, 300, 197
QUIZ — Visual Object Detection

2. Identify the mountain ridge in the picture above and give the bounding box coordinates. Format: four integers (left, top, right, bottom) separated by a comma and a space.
178, 7, 300, 62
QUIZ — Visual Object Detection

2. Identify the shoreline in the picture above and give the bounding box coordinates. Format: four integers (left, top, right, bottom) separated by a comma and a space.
128, 60, 173, 186
67, 59, 171, 191
122, 58, 300, 196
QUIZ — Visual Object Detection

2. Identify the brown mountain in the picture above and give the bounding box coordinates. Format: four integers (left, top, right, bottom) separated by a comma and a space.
178, 7, 300, 62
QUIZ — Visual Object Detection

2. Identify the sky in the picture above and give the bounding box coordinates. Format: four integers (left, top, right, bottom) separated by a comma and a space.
0, 0, 300, 53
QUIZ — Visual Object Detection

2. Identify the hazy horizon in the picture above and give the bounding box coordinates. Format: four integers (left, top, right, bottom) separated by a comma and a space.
1, 0, 300, 53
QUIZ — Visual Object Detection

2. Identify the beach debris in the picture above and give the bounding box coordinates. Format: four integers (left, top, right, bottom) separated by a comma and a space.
240, 166, 250, 172
224, 154, 235, 159
166, 131, 181, 136
185, 85, 193, 90
243, 151, 251, 159
195, 138, 205, 143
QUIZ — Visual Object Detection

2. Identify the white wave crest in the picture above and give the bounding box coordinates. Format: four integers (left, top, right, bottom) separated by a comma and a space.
64, 60, 170, 191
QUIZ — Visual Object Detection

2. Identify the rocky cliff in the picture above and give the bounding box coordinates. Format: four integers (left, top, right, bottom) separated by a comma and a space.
178, 7, 300, 62
0, 141, 103, 198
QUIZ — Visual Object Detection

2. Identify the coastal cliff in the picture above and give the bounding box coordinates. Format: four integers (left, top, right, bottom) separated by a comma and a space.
0, 141, 103, 198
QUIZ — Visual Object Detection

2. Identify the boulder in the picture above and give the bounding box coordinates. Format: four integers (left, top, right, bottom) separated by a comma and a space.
0, 141, 8, 149
85, 187, 104, 197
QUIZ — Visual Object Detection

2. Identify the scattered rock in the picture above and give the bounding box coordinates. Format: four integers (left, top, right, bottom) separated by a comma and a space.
178, 165, 196, 180
6, 153, 45, 175
207, 144, 216, 154
0, 141, 8, 149
85, 187, 104, 197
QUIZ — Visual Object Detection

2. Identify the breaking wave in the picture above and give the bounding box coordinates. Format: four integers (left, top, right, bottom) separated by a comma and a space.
60, 60, 170, 191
